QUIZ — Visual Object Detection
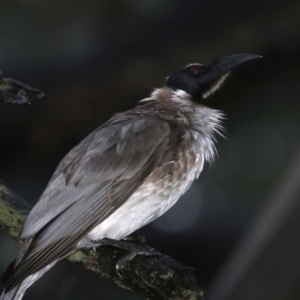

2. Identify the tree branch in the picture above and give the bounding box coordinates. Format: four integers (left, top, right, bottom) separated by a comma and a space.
0, 180, 205, 300
0, 71, 45, 104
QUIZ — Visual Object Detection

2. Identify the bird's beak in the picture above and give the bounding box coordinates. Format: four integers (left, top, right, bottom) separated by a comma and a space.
199, 53, 262, 85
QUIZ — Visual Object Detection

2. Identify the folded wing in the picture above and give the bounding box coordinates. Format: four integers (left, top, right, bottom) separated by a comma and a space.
7, 117, 170, 290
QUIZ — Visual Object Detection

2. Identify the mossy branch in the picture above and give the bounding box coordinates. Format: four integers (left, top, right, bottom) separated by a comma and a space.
0, 180, 205, 300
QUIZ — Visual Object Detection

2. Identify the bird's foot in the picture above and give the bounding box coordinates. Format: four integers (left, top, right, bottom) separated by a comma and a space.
92, 238, 160, 277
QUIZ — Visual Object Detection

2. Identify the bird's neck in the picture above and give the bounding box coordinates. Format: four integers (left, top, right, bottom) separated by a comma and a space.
139, 87, 224, 163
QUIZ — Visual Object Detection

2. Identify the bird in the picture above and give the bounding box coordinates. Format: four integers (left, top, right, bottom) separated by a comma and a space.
0, 53, 260, 300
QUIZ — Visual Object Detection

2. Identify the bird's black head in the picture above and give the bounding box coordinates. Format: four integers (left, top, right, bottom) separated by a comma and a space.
166, 53, 261, 100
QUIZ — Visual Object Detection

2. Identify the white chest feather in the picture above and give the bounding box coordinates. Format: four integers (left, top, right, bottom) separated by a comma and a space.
87, 151, 204, 241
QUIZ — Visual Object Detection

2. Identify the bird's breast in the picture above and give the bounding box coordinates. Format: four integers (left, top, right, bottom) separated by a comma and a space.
87, 146, 204, 242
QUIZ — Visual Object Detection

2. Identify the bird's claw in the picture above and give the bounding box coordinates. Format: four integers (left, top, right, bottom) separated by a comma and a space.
115, 246, 160, 277
95, 238, 160, 277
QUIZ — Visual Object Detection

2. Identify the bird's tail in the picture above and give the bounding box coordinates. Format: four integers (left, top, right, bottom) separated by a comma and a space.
0, 284, 25, 300
0, 261, 24, 300
0, 261, 57, 300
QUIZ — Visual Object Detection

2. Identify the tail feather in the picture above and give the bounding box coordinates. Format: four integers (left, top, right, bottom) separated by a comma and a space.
0, 284, 25, 300
0, 262, 57, 300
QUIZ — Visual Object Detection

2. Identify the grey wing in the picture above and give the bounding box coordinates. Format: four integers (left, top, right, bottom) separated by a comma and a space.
7, 117, 170, 290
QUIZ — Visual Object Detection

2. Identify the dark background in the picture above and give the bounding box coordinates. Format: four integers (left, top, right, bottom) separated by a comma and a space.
0, 0, 300, 299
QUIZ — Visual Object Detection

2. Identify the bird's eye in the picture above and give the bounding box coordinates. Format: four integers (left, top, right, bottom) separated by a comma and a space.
188, 66, 202, 77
